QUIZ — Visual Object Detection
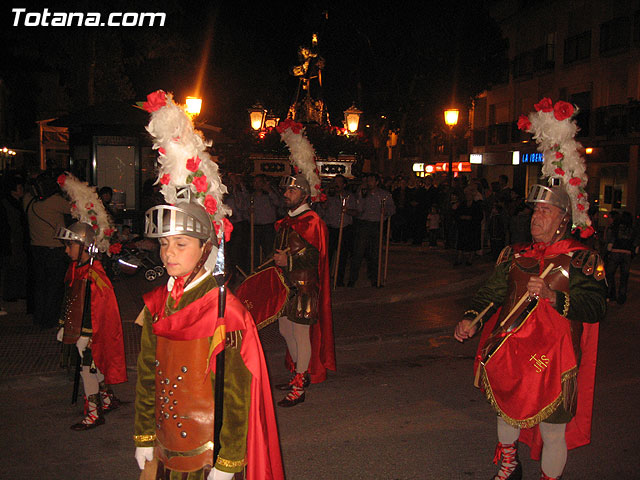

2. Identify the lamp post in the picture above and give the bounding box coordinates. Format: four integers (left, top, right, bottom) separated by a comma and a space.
185, 96, 202, 117
444, 108, 459, 186
343, 103, 363, 135
248, 102, 267, 132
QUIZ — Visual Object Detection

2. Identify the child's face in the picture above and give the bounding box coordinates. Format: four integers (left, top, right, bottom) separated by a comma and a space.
64, 241, 89, 263
159, 235, 204, 278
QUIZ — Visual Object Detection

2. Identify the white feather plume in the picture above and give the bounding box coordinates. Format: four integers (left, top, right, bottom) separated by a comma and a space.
518, 98, 592, 235
57, 172, 116, 254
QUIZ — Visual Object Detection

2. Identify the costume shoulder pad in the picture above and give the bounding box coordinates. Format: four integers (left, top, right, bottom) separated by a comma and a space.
496, 246, 513, 266
571, 250, 605, 280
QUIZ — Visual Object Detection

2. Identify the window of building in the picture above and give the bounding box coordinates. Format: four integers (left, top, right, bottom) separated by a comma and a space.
564, 31, 591, 64
600, 16, 630, 54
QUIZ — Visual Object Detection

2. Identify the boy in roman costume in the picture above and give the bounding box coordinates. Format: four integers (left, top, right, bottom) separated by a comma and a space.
55, 172, 127, 430
133, 91, 283, 480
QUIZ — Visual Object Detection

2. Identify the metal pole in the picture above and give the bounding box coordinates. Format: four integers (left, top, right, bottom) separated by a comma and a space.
377, 198, 385, 287
249, 196, 255, 273
333, 196, 346, 290
383, 215, 391, 285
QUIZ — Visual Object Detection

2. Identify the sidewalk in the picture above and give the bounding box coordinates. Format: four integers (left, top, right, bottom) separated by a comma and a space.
0, 244, 490, 381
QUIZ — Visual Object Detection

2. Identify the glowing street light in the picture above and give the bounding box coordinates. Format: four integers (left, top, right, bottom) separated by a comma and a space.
185, 96, 202, 117
444, 108, 459, 186
248, 102, 267, 131
344, 103, 363, 134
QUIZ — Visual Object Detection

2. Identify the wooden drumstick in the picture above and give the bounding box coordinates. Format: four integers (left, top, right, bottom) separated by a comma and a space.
468, 302, 495, 329
257, 247, 290, 270
498, 262, 555, 328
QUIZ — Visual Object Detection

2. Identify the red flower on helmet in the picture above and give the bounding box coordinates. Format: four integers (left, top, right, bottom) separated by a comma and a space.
143, 90, 167, 113
186, 156, 201, 172
555, 151, 564, 159
109, 243, 123, 254
553, 101, 575, 121
204, 195, 218, 215
569, 177, 582, 186
577, 203, 585, 211
534, 97, 553, 112
579, 225, 595, 238
57, 174, 67, 186
517, 114, 531, 131
192, 175, 208, 193
160, 174, 171, 185
223, 218, 234, 242
554, 168, 565, 176
276, 118, 303, 135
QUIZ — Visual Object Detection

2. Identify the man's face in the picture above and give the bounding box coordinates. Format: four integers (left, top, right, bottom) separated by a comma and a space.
284, 187, 308, 209
530, 203, 566, 243
366, 176, 378, 189
159, 235, 204, 278
334, 177, 346, 191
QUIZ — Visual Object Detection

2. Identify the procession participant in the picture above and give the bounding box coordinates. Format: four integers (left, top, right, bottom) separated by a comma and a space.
454, 98, 607, 480
133, 90, 283, 480
347, 173, 395, 287
54, 172, 126, 430
319, 174, 357, 287
250, 174, 282, 267
272, 119, 336, 407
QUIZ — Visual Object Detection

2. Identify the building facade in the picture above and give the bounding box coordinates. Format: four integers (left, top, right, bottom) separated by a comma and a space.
470, 0, 640, 218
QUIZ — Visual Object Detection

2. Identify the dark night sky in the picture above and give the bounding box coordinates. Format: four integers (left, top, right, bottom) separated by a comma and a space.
2, 1, 505, 134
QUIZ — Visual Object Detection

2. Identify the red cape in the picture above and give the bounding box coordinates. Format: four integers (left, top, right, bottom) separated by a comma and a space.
474, 239, 599, 459
66, 260, 127, 385
143, 285, 284, 480
275, 209, 337, 383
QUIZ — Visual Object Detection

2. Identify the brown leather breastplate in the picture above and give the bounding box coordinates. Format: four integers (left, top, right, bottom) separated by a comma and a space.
276, 225, 319, 321
154, 336, 214, 472
487, 253, 582, 359
60, 278, 88, 344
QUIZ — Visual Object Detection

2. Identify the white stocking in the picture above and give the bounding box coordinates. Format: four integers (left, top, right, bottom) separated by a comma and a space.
539, 422, 567, 478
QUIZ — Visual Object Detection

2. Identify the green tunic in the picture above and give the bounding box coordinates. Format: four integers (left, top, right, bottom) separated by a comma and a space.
134, 275, 252, 477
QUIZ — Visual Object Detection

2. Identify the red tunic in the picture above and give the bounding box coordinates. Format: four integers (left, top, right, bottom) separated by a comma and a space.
275, 209, 337, 384
64, 260, 127, 385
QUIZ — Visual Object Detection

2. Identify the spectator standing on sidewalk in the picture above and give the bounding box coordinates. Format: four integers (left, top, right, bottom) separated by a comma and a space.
23, 171, 70, 328
605, 210, 639, 304
348, 173, 395, 287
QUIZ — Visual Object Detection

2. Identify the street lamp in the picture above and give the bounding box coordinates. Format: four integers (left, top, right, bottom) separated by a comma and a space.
248, 102, 267, 131
264, 114, 280, 129
444, 108, 459, 185
344, 103, 363, 135
185, 96, 202, 117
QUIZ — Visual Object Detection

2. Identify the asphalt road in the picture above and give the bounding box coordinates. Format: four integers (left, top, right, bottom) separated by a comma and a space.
1, 246, 638, 479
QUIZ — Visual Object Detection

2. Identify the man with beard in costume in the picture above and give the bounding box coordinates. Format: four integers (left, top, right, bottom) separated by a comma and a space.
273, 174, 336, 407
454, 183, 606, 480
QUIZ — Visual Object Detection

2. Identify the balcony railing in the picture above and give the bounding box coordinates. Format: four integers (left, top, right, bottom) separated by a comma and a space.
471, 102, 640, 148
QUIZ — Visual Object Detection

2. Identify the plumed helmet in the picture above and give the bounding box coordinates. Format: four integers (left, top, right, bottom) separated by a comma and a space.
526, 184, 571, 214
144, 201, 213, 241
280, 174, 311, 196
55, 221, 96, 248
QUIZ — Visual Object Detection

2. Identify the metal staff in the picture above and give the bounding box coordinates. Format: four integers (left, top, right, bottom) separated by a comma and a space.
377, 198, 386, 287
383, 213, 391, 285
333, 195, 347, 290
249, 196, 255, 272
213, 240, 227, 465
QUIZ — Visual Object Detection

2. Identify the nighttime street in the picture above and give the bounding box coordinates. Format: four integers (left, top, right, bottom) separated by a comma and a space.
1, 245, 639, 479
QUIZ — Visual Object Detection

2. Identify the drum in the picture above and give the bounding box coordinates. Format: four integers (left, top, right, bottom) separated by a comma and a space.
234, 266, 290, 329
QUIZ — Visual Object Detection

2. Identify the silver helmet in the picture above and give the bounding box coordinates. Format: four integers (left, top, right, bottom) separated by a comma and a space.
526, 184, 571, 213
144, 201, 213, 241
55, 221, 96, 249
280, 174, 311, 196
